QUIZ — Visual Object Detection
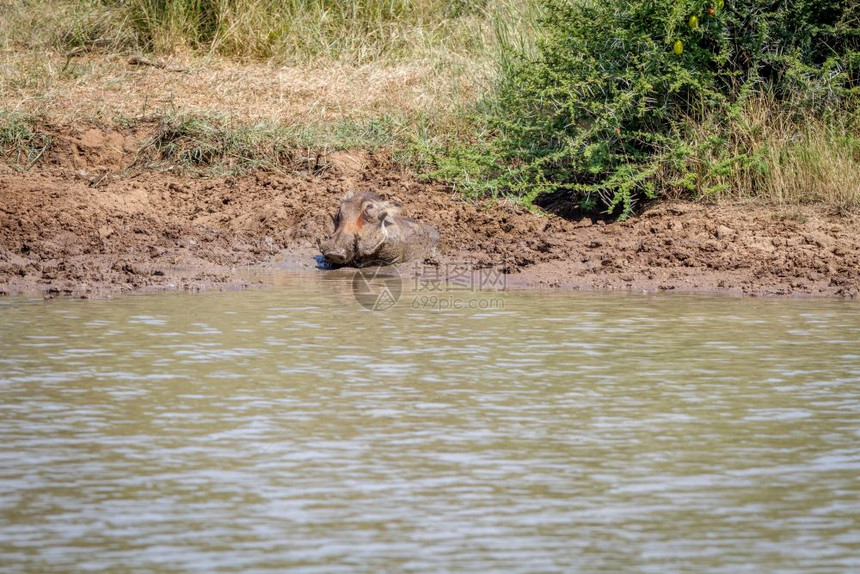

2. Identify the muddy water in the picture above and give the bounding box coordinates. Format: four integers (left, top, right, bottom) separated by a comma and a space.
1, 279, 859, 573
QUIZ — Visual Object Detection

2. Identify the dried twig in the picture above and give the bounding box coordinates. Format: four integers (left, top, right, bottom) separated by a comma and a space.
61, 46, 87, 72
127, 55, 191, 74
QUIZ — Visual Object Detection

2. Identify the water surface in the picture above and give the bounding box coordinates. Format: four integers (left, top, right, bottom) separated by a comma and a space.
1, 279, 859, 572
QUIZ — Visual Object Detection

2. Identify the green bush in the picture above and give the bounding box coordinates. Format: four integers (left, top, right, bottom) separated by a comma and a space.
431, 0, 859, 217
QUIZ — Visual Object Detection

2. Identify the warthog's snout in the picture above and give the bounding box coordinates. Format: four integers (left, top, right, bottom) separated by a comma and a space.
322, 246, 348, 265
320, 191, 439, 267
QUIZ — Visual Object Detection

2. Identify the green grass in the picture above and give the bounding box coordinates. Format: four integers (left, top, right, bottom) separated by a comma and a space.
0, 112, 52, 170
131, 112, 414, 174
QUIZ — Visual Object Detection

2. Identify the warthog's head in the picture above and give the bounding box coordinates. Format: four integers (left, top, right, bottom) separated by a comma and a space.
319, 191, 403, 266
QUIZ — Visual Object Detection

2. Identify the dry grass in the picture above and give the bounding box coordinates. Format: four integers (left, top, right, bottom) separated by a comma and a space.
0, 1, 136, 53
1, 53, 470, 125
678, 97, 860, 211
122, 0, 497, 64
759, 124, 860, 211
0, 0, 535, 172
0, 0, 535, 150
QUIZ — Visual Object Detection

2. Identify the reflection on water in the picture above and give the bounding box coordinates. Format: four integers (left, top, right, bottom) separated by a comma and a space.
1, 277, 859, 572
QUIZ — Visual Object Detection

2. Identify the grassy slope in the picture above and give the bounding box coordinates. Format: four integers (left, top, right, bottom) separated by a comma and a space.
0, 0, 857, 211
0, 1, 529, 156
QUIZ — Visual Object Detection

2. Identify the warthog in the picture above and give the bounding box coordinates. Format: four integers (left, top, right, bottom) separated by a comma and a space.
319, 191, 440, 266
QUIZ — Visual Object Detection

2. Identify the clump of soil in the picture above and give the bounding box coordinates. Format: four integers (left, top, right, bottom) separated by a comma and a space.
1, 125, 858, 298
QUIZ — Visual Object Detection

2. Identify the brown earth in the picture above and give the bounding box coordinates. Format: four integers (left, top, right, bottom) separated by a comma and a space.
1, 125, 858, 299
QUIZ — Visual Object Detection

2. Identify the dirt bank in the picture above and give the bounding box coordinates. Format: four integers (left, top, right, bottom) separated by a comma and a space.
1, 126, 858, 298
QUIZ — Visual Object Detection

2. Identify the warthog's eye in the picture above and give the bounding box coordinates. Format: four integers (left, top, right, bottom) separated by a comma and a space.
362, 206, 375, 223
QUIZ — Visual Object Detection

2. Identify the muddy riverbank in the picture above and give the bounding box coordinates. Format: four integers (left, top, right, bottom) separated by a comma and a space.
1, 126, 858, 299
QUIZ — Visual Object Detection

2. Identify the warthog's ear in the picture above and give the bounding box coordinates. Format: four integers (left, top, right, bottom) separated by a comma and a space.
363, 198, 402, 223
342, 189, 355, 200
364, 198, 400, 221
378, 199, 402, 218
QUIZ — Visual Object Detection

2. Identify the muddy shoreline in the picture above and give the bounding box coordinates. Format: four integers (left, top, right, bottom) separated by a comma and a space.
1, 126, 858, 299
